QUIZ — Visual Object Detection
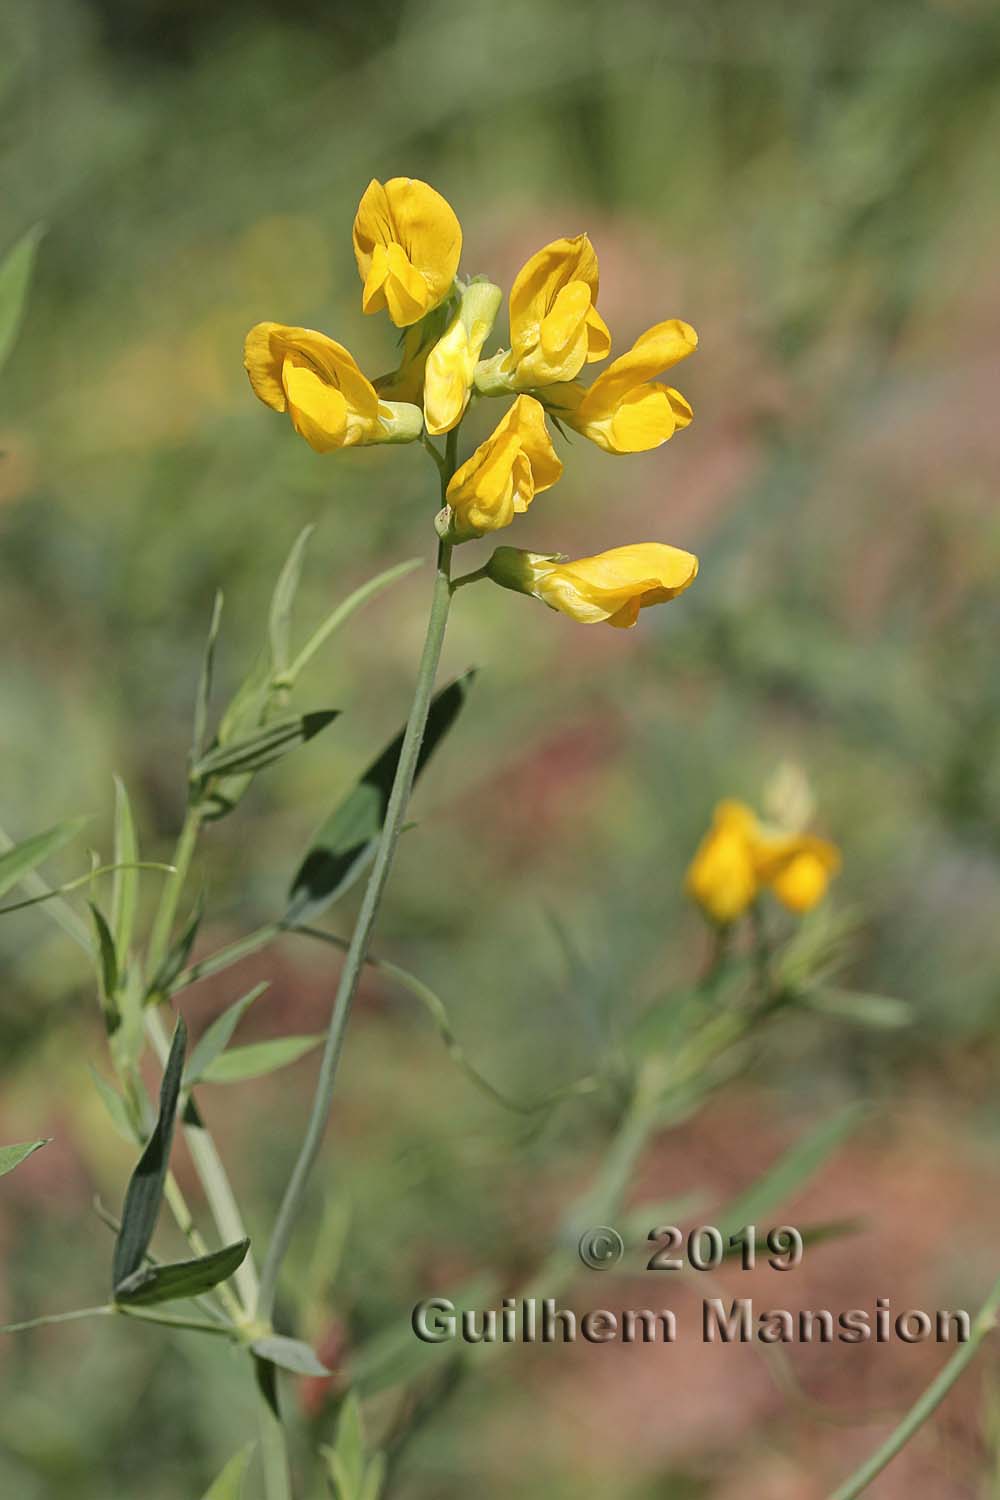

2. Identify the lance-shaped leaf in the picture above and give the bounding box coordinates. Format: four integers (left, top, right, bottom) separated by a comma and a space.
250, 1334, 331, 1376
0, 817, 89, 902
0, 223, 44, 374
269, 525, 314, 679
112, 1017, 187, 1291
200, 1445, 256, 1500
89, 902, 120, 1032
286, 671, 475, 927
0, 1139, 50, 1178
191, 710, 339, 783
115, 1237, 250, 1307
193, 1034, 323, 1086
110, 776, 139, 966
184, 982, 270, 1085
147, 892, 204, 999
323, 1393, 365, 1499
191, 591, 225, 764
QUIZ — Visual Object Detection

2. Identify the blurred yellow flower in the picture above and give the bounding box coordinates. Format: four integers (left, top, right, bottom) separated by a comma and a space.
548, 320, 697, 454
755, 834, 842, 915
353, 177, 462, 327
424, 280, 502, 435
244, 323, 421, 451
486, 541, 698, 628
497, 235, 611, 390
685, 801, 760, 926
686, 800, 841, 924
446, 396, 562, 539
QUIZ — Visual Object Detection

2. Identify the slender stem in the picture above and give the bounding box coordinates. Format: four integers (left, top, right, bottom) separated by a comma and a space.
257, 539, 455, 1320
2, 1305, 114, 1333
828, 1273, 1000, 1500
450, 565, 490, 590
116, 1305, 236, 1337
419, 432, 448, 484
147, 806, 202, 981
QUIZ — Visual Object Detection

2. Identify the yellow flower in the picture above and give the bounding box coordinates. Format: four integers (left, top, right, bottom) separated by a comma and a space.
244, 322, 422, 451
352, 177, 462, 328
685, 800, 841, 925
547, 320, 697, 454
445, 396, 562, 539
494, 235, 611, 390
424, 280, 502, 436
685, 801, 760, 926
486, 541, 698, 628
754, 834, 842, 915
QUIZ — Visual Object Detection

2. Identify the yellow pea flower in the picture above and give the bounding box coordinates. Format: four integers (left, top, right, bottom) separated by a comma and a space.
485, 541, 698, 628
445, 396, 562, 540
424, 280, 503, 436
754, 834, 842, 915
352, 177, 462, 328
685, 801, 760, 926
685, 800, 841, 925
244, 322, 422, 451
479, 235, 611, 392
548, 320, 697, 454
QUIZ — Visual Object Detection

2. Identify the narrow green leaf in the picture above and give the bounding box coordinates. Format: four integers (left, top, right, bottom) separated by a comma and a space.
801, 988, 913, 1029
200, 1445, 256, 1500
360, 1455, 386, 1500
250, 1334, 330, 1376
0, 1139, 50, 1178
148, 893, 204, 998
286, 672, 475, 926
184, 982, 270, 1086
717, 1103, 867, 1236
0, 223, 44, 374
89, 1068, 137, 1142
115, 1238, 250, 1307
192, 710, 339, 781
112, 1017, 187, 1290
269, 525, 314, 679
283, 557, 422, 687
110, 776, 139, 967
0, 817, 88, 901
89, 902, 120, 1024
192, 592, 225, 764
325, 1393, 365, 1497
197, 1034, 323, 1085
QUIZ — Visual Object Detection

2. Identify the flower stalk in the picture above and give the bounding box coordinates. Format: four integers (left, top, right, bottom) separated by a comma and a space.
256, 533, 456, 1322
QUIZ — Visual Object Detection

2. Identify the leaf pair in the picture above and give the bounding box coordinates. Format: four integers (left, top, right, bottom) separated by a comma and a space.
111, 1018, 249, 1308
184, 983, 323, 1087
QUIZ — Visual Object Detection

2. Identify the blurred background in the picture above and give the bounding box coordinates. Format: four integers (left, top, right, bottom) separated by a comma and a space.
2, 0, 1000, 1495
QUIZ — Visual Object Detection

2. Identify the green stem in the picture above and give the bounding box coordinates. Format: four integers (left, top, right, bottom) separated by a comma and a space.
257, 538, 455, 1320
450, 565, 490, 590
828, 1273, 1000, 1500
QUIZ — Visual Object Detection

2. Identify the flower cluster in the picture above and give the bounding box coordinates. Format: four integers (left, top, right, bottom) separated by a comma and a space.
245, 177, 699, 628
686, 800, 841, 926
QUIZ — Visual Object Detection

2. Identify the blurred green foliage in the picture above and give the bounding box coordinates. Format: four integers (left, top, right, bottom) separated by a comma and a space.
2, 0, 1000, 1495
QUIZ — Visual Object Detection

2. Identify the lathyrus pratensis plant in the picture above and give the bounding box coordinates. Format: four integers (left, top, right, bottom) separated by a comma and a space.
0, 183, 946, 1500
